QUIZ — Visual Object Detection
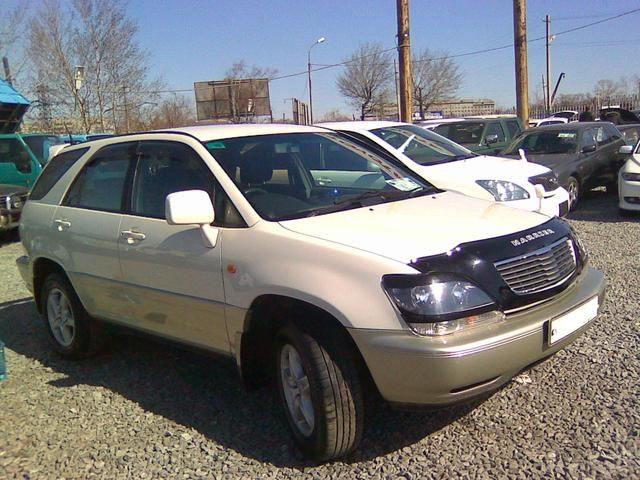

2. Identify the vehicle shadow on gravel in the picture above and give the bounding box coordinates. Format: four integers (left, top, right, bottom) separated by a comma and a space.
568, 189, 638, 223
0, 299, 485, 467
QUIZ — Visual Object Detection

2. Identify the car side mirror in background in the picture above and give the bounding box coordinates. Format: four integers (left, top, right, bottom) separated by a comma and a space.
485, 134, 499, 145
166, 189, 218, 248
618, 145, 633, 155
581, 144, 597, 154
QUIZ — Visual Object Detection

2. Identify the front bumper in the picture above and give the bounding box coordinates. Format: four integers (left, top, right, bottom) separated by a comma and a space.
618, 178, 640, 211
0, 208, 23, 231
349, 266, 605, 406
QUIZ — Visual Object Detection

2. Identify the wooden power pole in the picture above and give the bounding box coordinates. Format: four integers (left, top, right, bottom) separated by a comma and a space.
397, 0, 413, 123
545, 14, 552, 115
513, 0, 529, 128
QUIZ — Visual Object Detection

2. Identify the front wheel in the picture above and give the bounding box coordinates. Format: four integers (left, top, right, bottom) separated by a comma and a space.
275, 325, 364, 460
566, 176, 580, 210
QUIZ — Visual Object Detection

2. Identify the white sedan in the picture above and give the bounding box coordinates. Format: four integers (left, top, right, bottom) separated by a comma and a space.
618, 142, 640, 213
318, 121, 570, 217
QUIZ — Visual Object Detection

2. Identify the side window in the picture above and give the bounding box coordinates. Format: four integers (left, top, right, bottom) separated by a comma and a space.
29, 148, 89, 201
132, 141, 244, 227
506, 120, 522, 138
604, 124, 621, 141
0, 137, 32, 173
64, 143, 134, 212
596, 126, 612, 146
485, 122, 506, 142
582, 129, 597, 150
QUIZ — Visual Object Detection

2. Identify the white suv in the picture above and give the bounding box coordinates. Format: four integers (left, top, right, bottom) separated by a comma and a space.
319, 121, 570, 217
17, 124, 604, 460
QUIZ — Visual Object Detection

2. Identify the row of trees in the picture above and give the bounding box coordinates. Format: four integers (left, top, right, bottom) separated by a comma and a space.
336, 42, 462, 120
2, 0, 194, 133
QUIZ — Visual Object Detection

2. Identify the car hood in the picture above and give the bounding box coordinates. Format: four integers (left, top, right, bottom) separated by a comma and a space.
0, 184, 29, 195
420, 154, 550, 184
279, 191, 547, 264
501, 152, 576, 170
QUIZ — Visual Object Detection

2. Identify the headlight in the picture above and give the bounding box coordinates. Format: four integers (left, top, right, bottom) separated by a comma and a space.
622, 172, 640, 182
476, 180, 530, 201
382, 274, 504, 336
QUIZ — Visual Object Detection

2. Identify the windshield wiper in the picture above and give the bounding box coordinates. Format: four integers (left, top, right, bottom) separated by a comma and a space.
306, 188, 431, 217
397, 134, 416, 154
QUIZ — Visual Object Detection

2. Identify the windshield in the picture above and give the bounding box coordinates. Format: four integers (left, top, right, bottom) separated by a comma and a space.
503, 130, 578, 155
370, 124, 475, 165
432, 122, 485, 146
205, 132, 435, 221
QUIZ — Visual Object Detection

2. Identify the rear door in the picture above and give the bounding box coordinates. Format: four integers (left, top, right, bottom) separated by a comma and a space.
53, 142, 136, 320
117, 140, 230, 353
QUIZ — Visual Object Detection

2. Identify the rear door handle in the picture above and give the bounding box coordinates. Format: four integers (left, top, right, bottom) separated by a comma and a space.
121, 229, 146, 244
54, 219, 71, 231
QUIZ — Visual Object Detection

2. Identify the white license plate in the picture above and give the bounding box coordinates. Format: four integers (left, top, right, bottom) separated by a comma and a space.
548, 296, 599, 345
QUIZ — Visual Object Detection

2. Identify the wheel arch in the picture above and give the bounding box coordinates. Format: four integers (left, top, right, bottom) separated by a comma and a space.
32, 257, 70, 313
236, 294, 376, 395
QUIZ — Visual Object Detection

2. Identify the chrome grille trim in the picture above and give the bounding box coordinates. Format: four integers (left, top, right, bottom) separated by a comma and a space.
495, 237, 576, 294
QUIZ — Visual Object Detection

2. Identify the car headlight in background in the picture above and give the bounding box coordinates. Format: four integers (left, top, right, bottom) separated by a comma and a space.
382, 274, 505, 336
622, 172, 640, 182
476, 180, 530, 201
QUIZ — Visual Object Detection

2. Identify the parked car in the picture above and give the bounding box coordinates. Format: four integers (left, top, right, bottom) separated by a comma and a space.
0, 183, 29, 233
20, 133, 65, 165
318, 121, 569, 217
501, 122, 626, 209
617, 124, 640, 146
0, 133, 43, 188
17, 124, 605, 460
618, 141, 640, 213
425, 116, 523, 155
550, 110, 579, 122
599, 107, 640, 125
529, 117, 569, 128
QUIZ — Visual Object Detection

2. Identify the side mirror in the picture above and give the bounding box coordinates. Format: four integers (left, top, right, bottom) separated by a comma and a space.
485, 134, 499, 145
166, 190, 218, 248
618, 145, 633, 155
581, 144, 597, 154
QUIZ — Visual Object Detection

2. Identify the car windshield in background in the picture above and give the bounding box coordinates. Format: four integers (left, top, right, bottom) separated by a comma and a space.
432, 122, 485, 146
370, 124, 475, 166
619, 126, 640, 146
504, 131, 579, 155
204, 132, 433, 221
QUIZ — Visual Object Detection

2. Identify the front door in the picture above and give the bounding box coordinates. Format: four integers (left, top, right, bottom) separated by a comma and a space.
117, 140, 229, 353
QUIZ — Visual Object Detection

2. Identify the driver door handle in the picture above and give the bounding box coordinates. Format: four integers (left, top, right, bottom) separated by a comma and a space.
121, 229, 146, 244
54, 218, 71, 231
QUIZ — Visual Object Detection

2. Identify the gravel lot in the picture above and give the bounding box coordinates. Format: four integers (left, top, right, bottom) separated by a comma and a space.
1, 191, 638, 479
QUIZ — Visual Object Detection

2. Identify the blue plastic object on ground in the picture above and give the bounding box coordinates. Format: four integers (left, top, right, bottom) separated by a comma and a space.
0, 340, 6, 380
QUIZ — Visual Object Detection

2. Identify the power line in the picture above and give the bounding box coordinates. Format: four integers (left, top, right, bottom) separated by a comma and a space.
128, 7, 640, 96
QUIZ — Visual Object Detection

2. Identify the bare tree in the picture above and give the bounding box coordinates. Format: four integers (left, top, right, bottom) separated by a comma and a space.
317, 108, 352, 122
147, 95, 195, 129
593, 79, 626, 101
27, 0, 160, 133
223, 60, 277, 123
336, 43, 392, 120
412, 48, 462, 118
0, 1, 30, 85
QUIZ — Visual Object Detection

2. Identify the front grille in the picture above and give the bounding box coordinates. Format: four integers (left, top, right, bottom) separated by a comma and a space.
528, 171, 559, 192
495, 237, 576, 294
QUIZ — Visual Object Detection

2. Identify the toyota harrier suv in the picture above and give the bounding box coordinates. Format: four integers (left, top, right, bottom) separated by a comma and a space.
17, 124, 605, 460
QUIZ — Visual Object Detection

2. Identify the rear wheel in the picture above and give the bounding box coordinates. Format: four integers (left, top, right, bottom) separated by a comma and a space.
275, 324, 363, 460
41, 273, 103, 359
567, 176, 580, 210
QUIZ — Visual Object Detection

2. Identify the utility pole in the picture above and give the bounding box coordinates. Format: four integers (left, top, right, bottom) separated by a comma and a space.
513, 0, 529, 128
2, 57, 12, 86
396, 0, 413, 123
394, 59, 401, 121
545, 14, 552, 115
122, 85, 130, 133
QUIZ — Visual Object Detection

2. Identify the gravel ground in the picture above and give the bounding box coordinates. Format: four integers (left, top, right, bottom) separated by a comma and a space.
0, 190, 638, 479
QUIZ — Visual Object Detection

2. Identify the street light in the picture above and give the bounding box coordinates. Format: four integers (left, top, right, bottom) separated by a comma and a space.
307, 36, 325, 124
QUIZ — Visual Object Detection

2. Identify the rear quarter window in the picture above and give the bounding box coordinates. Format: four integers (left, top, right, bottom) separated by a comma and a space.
28, 148, 89, 201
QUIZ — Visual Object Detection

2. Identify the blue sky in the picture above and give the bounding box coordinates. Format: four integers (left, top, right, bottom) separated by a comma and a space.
8, 0, 640, 120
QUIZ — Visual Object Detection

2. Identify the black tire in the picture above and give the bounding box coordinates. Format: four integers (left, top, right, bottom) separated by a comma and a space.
566, 176, 580, 210
275, 324, 364, 460
40, 273, 103, 359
